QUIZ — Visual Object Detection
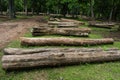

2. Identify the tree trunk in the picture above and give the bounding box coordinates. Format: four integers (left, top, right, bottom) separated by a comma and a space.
89, 21, 116, 29
90, 0, 95, 20
20, 37, 114, 46
32, 27, 91, 37
0, 0, 2, 15
3, 48, 105, 55
24, 0, 28, 15
48, 22, 79, 28
9, 0, 15, 19
2, 48, 120, 70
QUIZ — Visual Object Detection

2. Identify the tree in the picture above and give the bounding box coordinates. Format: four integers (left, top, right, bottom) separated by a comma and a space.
90, 0, 95, 20
0, 0, 2, 15
8, 0, 15, 18
23, 0, 28, 15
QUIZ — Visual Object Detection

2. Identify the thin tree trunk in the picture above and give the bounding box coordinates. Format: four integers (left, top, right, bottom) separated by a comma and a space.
24, 0, 28, 15
0, 0, 2, 15
90, 0, 94, 20
9, 0, 15, 18
31, 8, 34, 15
20, 37, 114, 46
109, 8, 113, 21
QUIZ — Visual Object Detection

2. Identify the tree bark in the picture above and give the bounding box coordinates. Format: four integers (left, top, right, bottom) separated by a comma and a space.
32, 27, 91, 37
89, 21, 116, 29
90, 0, 95, 20
2, 48, 120, 70
20, 37, 114, 46
24, 0, 28, 15
9, 0, 15, 18
3, 48, 105, 55
48, 21, 79, 28
0, 0, 2, 15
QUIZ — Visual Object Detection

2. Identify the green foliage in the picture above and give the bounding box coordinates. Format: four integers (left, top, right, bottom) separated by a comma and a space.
1, 0, 119, 20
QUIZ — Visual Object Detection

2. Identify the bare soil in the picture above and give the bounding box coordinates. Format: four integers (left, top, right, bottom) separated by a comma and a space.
0, 16, 120, 50
0, 16, 46, 50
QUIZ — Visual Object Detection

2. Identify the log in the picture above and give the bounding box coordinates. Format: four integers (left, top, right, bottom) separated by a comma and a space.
89, 21, 116, 29
20, 37, 114, 46
3, 48, 104, 55
2, 48, 120, 70
61, 18, 85, 25
48, 21, 79, 28
32, 27, 91, 37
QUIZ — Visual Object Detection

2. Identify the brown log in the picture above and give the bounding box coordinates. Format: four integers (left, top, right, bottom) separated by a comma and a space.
89, 21, 116, 29
48, 21, 79, 28
20, 37, 114, 46
2, 48, 120, 70
61, 18, 85, 25
3, 48, 105, 55
32, 27, 91, 37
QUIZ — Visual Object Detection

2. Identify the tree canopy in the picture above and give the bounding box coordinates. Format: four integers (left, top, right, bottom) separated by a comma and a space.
0, 0, 119, 21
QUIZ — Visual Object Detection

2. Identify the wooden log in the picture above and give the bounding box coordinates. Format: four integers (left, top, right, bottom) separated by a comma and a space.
20, 37, 114, 46
32, 27, 91, 37
48, 21, 79, 28
61, 18, 85, 25
3, 48, 104, 55
89, 21, 116, 29
2, 48, 120, 70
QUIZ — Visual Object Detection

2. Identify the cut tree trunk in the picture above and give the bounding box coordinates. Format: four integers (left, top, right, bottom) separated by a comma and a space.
32, 27, 91, 37
3, 48, 105, 55
20, 37, 114, 46
2, 48, 120, 70
89, 21, 116, 29
60, 19, 85, 25
48, 21, 79, 28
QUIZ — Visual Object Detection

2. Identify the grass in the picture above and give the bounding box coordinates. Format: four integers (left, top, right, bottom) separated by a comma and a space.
0, 15, 34, 22
0, 18, 120, 80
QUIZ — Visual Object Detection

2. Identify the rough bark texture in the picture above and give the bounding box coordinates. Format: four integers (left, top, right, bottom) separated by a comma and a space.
2, 48, 120, 70
32, 27, 91, 37
48, 21, 79, 28
3, 48, 105, 55
89, 21, 116, 29
20, 37, 114, 46
60, 19, 85, 25
9, 0, 15, 18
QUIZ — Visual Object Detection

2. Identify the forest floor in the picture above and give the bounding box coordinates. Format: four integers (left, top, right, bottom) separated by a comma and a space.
0, 16, 46, 50
0, 16, 120, 50
0, 16, 120, 80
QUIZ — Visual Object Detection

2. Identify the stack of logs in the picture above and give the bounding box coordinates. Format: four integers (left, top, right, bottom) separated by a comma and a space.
2, 48, 120, 70
1, 18, 117, 71
33, 19, 90, 37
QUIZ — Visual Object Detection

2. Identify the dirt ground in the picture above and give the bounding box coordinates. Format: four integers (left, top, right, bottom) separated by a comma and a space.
0, 16, 46, 50
0, 16, 120, 50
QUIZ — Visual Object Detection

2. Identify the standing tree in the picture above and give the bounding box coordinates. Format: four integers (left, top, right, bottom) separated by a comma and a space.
0, 0, 2, 15
9, 0, 15, 18
24, 0, 28, 15
90, 0, 95, 20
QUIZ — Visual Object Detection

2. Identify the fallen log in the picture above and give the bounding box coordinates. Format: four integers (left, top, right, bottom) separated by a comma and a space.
20, 37, 114, 46
61, 18, 85, 25
48, 21, 60, 25
2, 48, 120, 70
3, 48, 104, 55
89, 21, 116, 29
32, 27, 91, 37
48, 21, 79, 28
